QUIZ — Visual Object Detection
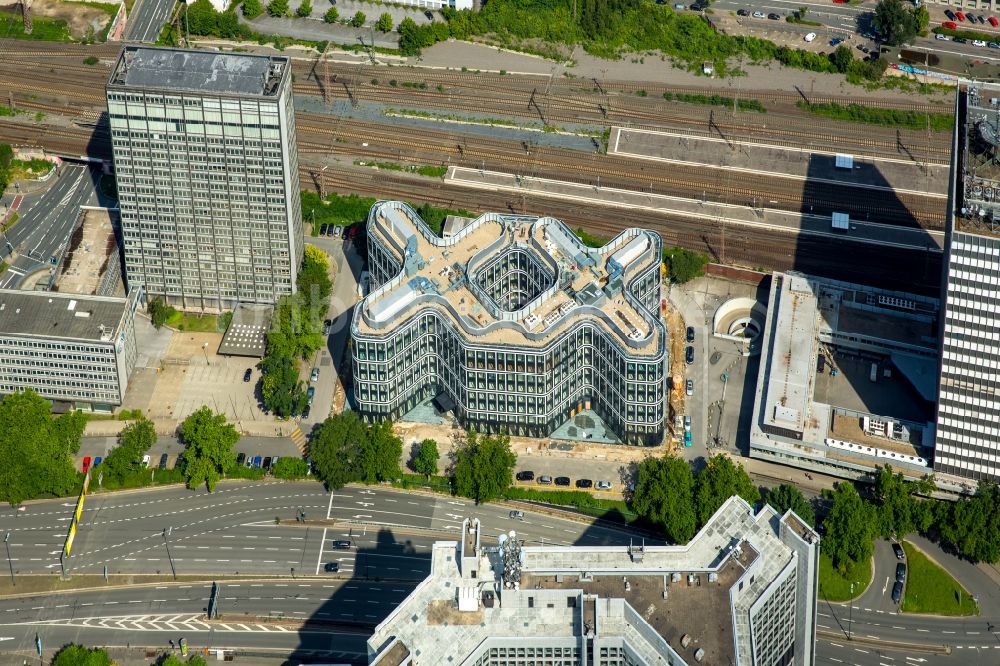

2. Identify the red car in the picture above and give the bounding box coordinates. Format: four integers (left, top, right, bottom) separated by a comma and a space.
989, 15, 998, 26
943, 20, 958, 29
956, 11, 966, 21
82, 456, 92, 473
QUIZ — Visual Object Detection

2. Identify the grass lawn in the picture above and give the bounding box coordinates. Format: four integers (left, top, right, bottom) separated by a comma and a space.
165, 311, 221, 332
818, 551, 872, 602
901, 541, 979, 616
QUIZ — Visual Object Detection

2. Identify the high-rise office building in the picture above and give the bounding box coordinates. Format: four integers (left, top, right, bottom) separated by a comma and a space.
935, 84, 1000, 482
107, 46, 302, 310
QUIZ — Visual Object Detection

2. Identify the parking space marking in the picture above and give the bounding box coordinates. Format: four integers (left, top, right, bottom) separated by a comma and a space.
315, 527, 327, 576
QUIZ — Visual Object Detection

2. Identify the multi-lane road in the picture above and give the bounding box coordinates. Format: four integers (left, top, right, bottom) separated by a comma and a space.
125, 0, 177, 43
0, 164, 106, 289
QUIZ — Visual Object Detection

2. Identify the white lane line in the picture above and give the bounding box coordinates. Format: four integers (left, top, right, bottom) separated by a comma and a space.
327, 491, 334, 520
315, 526, 327, 576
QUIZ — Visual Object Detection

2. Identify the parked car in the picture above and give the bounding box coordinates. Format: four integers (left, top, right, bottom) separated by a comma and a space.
686, 326, 695, 343
943, 20, 958, 29
237, 453, 246, 466
319, 224, 329, 236
93, 456, 102, 468
737, 8, 749, 16
332, 539, 352, 549
767, 12, 781, 19
990, 41, 1000, 48
684, 415, 692, 431
324, 562, 340, 572
310, 367, 320, 382
596, 480, 612, 490
892, 542, 905, 560
936, 33, 951, 40
895, 562, 906, 583
509, 510, 525, 520
554, 476, 571, 486
891, 580, 903, 604
307, 386, 316, 403
301, 404, 311, 419
685, 346, 695, 365
142, 454, 151, 468
538, 475, 553, 485
243, 368, 253, 383
252, 455, 262, 468
424, 9, 434, 19
684, 430, 693, 447
956, 10, 966, 21
830, 37, 843, 46
974, 39, 988, 46
334, 225, 343, 237
686, 379, 694, 396
804, 32, 817, 42
576, 479, 593, 489
989, 15, 998, 26
323, 319, 333, 335
977, 14, 986, 24
271, 456, 280, 469
515, 470, 535, 481
954, 36, 968, 43
262, 456, 272, 470
944, 9, 956, 20
159, 453, 169, 470
751, 10, 765, 18
82, 456, 91, 473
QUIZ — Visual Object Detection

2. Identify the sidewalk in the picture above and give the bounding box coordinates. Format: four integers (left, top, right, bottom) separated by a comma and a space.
82, 418, 300, 439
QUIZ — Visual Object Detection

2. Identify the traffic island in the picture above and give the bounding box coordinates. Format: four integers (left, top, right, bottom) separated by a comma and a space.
818, 551, 873, 602
900, 541, 979, 616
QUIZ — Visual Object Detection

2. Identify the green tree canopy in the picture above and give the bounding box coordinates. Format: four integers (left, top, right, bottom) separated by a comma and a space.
357, 420, 402, 483
267, 0, 289, 17
376, 11, 393, 31
764, 483, 815, 526
296, 0, 312, 17
873, 0, 918, 46
0, 390, 83, 505
350, 10, 366, 27
630, 454, 697, 544
938, 482, 1000, 563
148, 298, 176, 329
101, 416, 157, 484
693, 454, 760, 526
186, 0, 220, 35
323, 6, 338, 22
179, 406, 240, 491
413, 438, 439, 477
664, 246, 708, 283
451, 430, 516, 504
51, 644, 113, 666
242, 0, 263, 18
823, 482, 877, 570
310, 411, 367, 489
272, 456, 310, 479
872, 464, 919, 538
830, 44, 853, 74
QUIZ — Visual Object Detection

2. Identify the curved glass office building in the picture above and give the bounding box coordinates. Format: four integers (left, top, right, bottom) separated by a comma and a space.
351, 201, 668, 445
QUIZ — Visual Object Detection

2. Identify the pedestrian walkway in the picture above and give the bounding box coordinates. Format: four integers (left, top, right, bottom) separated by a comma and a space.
290, 427, 308, 457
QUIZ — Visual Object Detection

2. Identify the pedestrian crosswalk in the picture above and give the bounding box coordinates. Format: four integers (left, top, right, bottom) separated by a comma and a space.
290, 427, 308, 457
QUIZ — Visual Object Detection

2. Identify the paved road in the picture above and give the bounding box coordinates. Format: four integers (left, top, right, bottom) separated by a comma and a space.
0, 482, 651, 578
0, 165, 103, 289
126, 0, 176, 43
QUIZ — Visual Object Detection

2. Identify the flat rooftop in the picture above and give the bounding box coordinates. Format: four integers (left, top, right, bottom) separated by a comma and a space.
0, 290, 129, 342
957, 84, 1000, 237
108, 46, 289, 97
761, 273, 816, 434
356, 202, 665, 357
368, 498, 818, 666
218, 303, 272, 357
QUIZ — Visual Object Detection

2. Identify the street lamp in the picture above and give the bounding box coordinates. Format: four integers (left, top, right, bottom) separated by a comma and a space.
162, 527, 177, 580
848, 582, 855, 640
4, 532, 14, 586
202, 342, 210, 366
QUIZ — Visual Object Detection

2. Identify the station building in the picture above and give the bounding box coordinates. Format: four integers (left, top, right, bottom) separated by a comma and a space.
368, 498, 820, 666
0, 289, 140, 411
106, 46, 303, 311
350, 201, 668, 445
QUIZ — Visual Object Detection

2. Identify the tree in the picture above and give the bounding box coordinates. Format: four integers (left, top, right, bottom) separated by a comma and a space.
938, 483, 1000, 563
350, 10, 366, 27
357, 420, 402, 483
663, 246, 708, 284
0, 390, 82, 505
376, 11, 393, 32
156, 655, 209, 666
451, 430, 516, 504
630, 454, 697, 544
765, 483, 815, 526
872, 464, 917, 538
266, 0, 289, 17
310, 412, 367, 489
693, 454, 760, 526
872, 0, 918, 46
398, 16, 422, 55
323, 6, 338, 22
179, 406, 240, 492
148, 298, 176, 329
299, 245, 332, 315
822, 482, 877, 571
185, 0, 219, 35
102, 416, 157, 484
412, 438, 439, 477
51, 644, 113, 666
272, 456, 309, 479
296, 0, 312, 17
830, 44, 853, 74
914, 4, 929, 32
242, 0, 263, 18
